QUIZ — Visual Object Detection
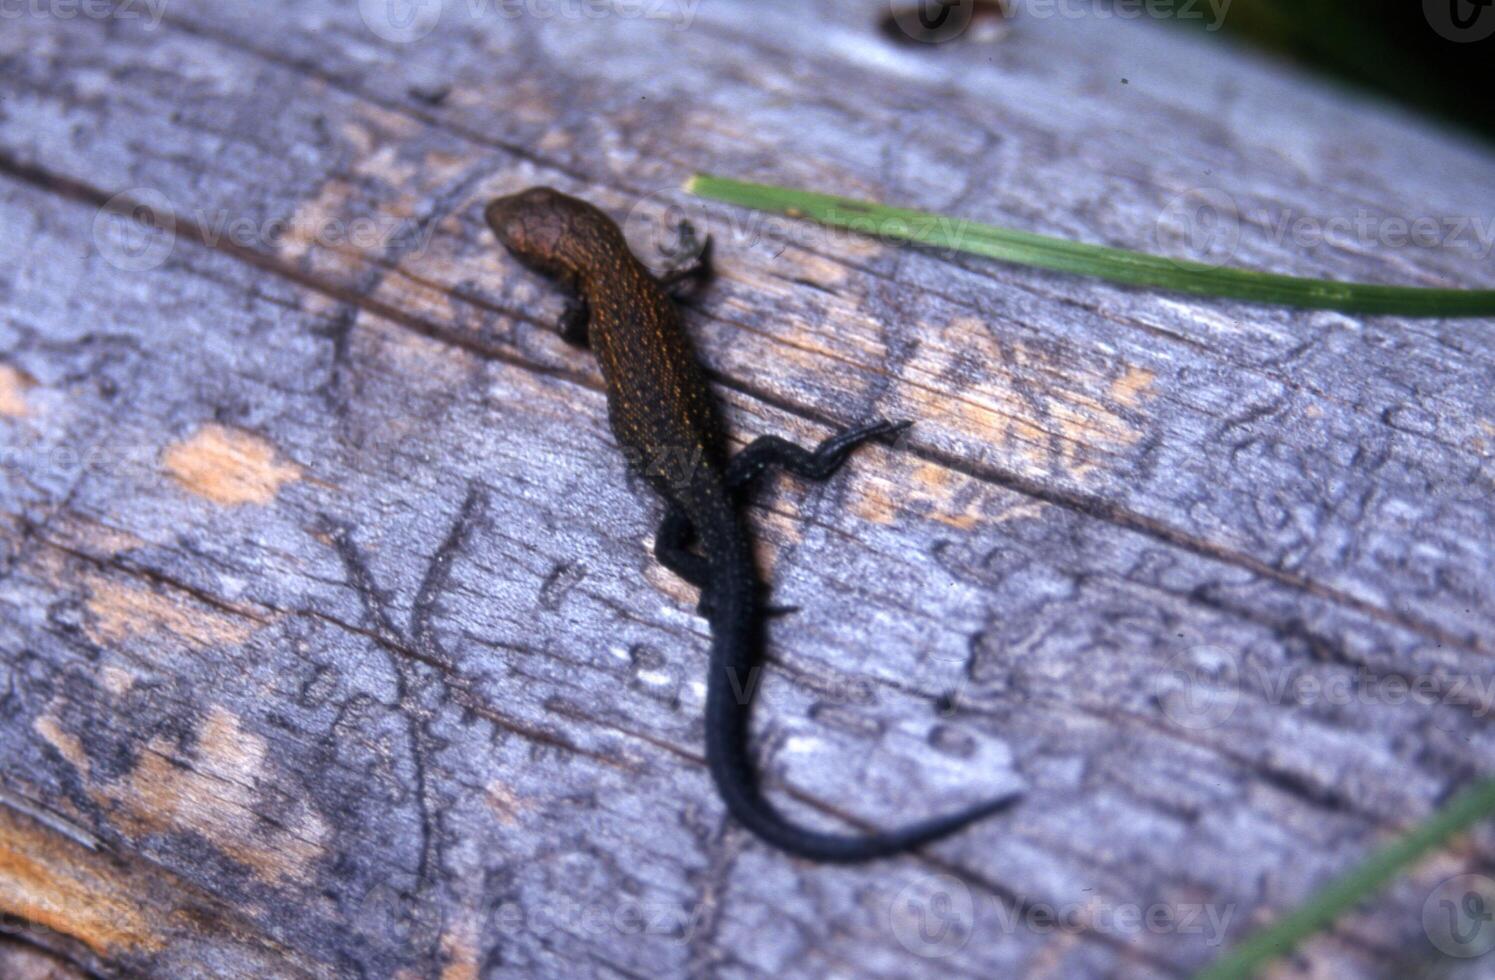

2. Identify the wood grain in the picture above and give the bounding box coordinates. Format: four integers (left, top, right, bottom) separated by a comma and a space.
0, 1, 1491, 977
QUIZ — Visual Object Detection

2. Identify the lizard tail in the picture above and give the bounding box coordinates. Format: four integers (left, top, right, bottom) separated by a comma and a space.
696, 496, 1019, 863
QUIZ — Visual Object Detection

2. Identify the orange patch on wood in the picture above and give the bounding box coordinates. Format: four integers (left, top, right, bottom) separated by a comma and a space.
81, 524, 146, 555
33, 712, 89, 777
786, 252, 852, 289
645, 500, 796, 604
162, 425, 302, 506
851, 486, 900, 526
439, 916, 480, 980
941, 391, 1052, 471
912, 462, 982, 529
904, 326, 1159, 484
98, 706, 329, 886
279, 177, 355, 265
853, 461, 1004, 530
84, 577, 255, 649
1109, 364, 1156, 407
643, 558, 700, 609
0, 807, 166, 955
993, 499, 1048, 524
100, 666, 136, 697
0, 364, 35, 417
750, 506, 797, 573
484, 781, 528, 827
850, 460, 922, 526
537, 129, 572, 154
1477, 420, 1495, 456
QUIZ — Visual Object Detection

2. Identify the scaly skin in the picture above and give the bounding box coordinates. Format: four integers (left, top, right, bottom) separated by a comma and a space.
485, 187, 1017, 862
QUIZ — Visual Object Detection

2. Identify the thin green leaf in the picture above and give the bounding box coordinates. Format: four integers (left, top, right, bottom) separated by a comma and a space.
1197, 778, 1495, 980
685, 175, 1495, 317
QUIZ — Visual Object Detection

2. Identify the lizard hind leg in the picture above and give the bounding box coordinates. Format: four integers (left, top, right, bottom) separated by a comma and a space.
725, 419, 913, 491
654, 503, 711, 589
652, 417, 911, 618
654, 504, 797, 618
695, 418, 914, 618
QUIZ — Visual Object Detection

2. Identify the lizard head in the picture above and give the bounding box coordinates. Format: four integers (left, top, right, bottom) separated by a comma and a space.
485, 187, 622, 280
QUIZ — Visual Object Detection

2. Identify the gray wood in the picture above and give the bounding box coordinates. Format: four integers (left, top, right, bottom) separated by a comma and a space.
0, 1, 1492, 977
0, 937, 89, 980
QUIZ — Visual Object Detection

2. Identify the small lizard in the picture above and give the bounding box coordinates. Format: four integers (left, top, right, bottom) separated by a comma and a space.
486, 187, 1017, 862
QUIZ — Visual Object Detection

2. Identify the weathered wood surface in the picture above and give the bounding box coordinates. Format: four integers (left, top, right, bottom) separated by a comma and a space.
0, 1, 1493, 977
0, 936, 87, 980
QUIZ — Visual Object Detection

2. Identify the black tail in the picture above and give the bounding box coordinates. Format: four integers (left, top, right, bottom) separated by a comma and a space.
693, 490, 1018, 863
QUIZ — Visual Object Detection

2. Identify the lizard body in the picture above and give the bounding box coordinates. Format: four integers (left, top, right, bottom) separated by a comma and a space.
485, 187, 1016, 862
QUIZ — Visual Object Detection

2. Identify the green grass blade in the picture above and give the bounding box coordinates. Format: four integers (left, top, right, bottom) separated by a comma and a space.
685, 175, 1495, 317
1196, 777, 1495, 980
